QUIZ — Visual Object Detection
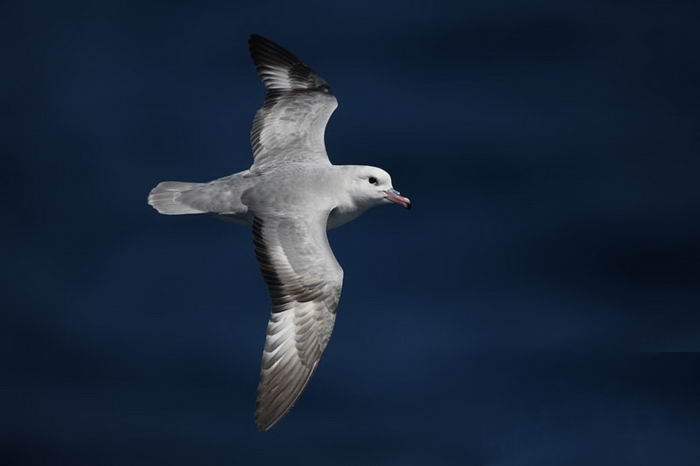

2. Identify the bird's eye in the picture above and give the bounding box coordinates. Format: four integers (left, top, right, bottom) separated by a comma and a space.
368, 177, 377, 184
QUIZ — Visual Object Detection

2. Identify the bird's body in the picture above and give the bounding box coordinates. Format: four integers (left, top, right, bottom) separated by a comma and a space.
148, 35, 410, 430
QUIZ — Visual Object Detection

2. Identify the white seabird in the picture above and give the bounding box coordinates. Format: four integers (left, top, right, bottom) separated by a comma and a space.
148, 34, 411, 431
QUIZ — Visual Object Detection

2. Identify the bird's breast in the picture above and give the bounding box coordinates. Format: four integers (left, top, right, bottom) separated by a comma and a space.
327, 204, 367, 230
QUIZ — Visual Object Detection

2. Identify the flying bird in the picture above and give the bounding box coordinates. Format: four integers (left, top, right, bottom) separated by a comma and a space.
148, 34, 411, 431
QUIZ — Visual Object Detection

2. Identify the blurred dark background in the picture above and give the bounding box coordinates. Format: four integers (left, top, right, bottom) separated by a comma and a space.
3, 1, 700, 464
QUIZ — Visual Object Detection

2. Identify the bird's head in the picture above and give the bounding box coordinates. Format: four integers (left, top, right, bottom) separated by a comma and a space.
344, 166, 411, 210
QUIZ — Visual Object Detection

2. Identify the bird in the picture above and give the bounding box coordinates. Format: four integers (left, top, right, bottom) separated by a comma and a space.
147, 34, 411, 431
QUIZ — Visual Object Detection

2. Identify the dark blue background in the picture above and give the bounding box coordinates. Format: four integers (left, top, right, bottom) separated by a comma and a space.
4, 1, 700, 464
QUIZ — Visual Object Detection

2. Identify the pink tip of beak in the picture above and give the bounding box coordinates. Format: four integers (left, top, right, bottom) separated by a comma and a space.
385, 189, 412, 209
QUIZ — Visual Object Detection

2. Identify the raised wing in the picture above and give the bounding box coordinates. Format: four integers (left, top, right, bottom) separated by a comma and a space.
251, 213, 343, 430
248, 34, 338, 171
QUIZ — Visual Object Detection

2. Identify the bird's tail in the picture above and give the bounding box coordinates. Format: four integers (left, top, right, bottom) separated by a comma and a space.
147, 181, 206, 215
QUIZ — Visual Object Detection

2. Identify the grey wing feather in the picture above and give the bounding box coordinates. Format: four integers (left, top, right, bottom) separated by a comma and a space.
252, 213, 343, 431
248, 34, 338, 170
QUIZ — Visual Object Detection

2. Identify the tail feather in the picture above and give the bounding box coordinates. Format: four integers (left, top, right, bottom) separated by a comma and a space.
148, 181, 205, 215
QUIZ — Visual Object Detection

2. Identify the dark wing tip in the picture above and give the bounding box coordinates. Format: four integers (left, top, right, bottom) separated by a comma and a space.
254, 399, 284, 432
248, 34, 328, 92
256, 419, 271, 432
248, 34, 301, 70
254, 377, 310, 432
254, 358, 320, 431
255, 412, 280, 432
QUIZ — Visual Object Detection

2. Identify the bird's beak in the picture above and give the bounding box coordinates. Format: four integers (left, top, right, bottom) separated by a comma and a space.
385, 188, 411, 209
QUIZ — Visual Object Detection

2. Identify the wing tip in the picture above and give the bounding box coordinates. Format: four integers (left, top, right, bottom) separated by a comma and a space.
248, 33, 268, 52
255, 415, 278, 432
248, 33, 269, 44
248, 33, 331, 93
254, 387, 293, 432
254, 359, 322, 432
248, 33, 298, 65
255, 400, 288, 432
